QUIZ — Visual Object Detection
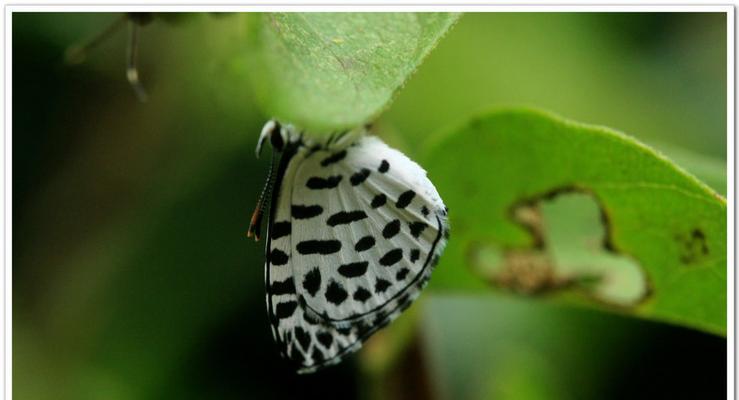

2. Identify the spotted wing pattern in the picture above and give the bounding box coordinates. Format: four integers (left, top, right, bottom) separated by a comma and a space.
265, 134, 449, 373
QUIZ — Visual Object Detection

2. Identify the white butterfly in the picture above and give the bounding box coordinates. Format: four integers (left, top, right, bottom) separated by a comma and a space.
248, 120, 449, 373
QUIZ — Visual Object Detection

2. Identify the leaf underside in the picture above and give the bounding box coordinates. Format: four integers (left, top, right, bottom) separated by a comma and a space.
244, 12, 461, 133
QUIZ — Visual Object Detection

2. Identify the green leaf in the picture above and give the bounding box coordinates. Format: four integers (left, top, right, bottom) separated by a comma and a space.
425, 108, 726, 335
654, 142, 727, 196
244, 13, 460, 133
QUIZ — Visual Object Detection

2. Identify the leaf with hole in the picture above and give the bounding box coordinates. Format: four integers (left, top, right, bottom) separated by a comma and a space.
424, 108, 726, 335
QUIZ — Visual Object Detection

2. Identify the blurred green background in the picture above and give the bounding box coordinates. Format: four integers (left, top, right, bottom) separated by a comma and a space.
13, 12, 726, 400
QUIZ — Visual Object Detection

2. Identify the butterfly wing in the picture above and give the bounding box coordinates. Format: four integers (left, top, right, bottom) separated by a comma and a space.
265, 134, 448, 373
291, 136, 448, 325
265, 140, 365, 373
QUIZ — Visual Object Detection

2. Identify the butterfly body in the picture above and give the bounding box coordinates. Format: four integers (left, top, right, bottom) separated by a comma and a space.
256, 121, 448, 373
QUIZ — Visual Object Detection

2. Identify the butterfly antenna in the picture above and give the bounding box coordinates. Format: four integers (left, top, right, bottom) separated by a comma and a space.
247, 150, 277, 241
126, 20, 149, 102
65, 14, 128, 65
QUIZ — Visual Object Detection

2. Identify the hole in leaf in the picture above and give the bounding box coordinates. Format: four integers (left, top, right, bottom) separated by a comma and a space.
469, 189, 649, 307
675, 228, 710, 265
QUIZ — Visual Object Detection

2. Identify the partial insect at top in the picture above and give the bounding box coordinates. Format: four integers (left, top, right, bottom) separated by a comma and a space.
66, 13, 155, 102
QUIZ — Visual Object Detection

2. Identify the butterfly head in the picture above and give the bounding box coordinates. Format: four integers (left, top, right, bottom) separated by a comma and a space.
248, 119, 296, 241
256, 119, 292, 158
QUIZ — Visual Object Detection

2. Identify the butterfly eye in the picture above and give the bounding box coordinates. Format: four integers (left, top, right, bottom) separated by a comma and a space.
256, 120, 284, 158
270, 122, 285, 152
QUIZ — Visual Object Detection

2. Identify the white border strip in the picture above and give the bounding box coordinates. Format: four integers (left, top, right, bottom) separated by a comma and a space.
2, 4, 735, 12
0, 4, 734, 400
729, 7, 737, 400
3, 5, 11, 400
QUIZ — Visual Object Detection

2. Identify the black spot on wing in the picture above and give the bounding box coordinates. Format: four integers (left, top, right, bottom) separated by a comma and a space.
396, 190, 416, 209
373, 313, 391, 330
327, 210, 367, 226
378, 159, 389, 173
288, 344, 304, 363
353, 287, 372, 302
350, 168, 371, 186
371, 193, 387, 208
320, 150, 347, 167
316, 331, 333, 349
297, 240, 342, 255
409, 221, 429, 239
294, 351, 310, 366
325, 280, 348, 305
294, 326, 312, 351
292, 204, 323, 219
338, 261, 369, 278
275, 301, 298, 319
375, 278, 392, 293
421, 206, 430, 217
303, 268, 322, 296
269, 249, 289, 265
270, 278, 295, 295
379, 248, 403, 266
355, 236, 375, 252
430, 254, 441, 268
410, 249, 420, 263
396, 268, 410, 281
306, 175, 342, 189
311, 347, 325, 364
271, 221, 291, 240
383, 219, 401, 239
355, 320, 372, 334
397, 293, 412, 309
336, 325, 352, 335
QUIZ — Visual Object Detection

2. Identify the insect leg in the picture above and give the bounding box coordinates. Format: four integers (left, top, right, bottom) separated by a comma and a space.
126, 19, 149, 102
65, 14, 128, 65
